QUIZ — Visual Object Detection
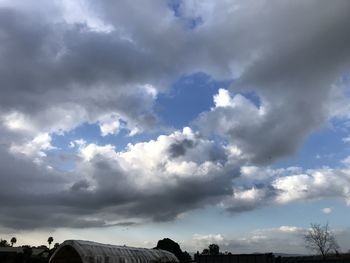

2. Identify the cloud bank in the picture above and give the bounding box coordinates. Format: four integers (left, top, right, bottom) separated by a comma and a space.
0, 0, 350, 229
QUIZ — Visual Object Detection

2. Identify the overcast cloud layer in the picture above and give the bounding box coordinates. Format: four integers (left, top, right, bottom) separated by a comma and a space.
0, 0, 350, 230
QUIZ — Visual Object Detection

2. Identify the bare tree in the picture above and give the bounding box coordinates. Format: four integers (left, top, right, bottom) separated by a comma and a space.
304, 223, 339, 259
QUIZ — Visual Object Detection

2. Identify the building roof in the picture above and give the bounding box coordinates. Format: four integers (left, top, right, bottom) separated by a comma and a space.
49, 240, 179, 263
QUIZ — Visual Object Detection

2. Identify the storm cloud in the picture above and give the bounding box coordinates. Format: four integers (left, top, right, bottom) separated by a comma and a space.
0, 0, 350, 230
0, 128, 238, 229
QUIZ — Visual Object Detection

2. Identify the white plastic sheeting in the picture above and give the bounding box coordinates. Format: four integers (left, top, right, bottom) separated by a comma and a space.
49, 240, 179, 263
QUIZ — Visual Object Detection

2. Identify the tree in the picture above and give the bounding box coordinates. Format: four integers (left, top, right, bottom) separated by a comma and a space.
0, 239, 10, 247
22, 245, 33, 262
50, 243, 60, 256
47, 237, 54, 249
155, 238, 191, 261
304, 223, 339, 259
209, 244, 220, 255
201, 248, 209, 255
181, 251, 192, 261
10, 237, 17, 247
201, 244, 220, 255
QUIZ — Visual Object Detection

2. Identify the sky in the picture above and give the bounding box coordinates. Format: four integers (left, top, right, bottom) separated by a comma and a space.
0, 0, 350, 255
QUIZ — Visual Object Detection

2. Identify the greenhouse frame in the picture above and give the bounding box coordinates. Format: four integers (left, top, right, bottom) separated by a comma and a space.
49, 240, 179, 263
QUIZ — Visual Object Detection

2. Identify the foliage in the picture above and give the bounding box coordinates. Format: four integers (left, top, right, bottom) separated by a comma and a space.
22, 245, 33, 257
11, 237, 17, 247
155, 238, 192, 261
37, 245, 48, 250
209, 244, 220, 255
181, 251, 192, 261
0, 239, 10, 247
201, 244, 220, 255
49, 242, 61, 257
304, 223, 339, 258
47, 237, 54, 249
201, 248, 209, 255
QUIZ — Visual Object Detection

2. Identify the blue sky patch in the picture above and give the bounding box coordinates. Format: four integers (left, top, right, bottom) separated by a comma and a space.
156, 72, 232, 129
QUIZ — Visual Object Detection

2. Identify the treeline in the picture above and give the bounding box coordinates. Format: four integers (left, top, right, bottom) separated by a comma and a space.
0, 236, 59, 263
0, 236, 57, 250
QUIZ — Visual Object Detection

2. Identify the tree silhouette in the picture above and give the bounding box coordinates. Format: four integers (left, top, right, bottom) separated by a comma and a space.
47, 237, 54, 249
181, 251, 192, 261
10, 237, 17, 247
201, 244, 220, 255
201, 248, 209, 255
209, 244, 220, 255
0, 239, 10, 247
22, 245, 33, 262
155, 238, 191, 261
304, 223, 339, 259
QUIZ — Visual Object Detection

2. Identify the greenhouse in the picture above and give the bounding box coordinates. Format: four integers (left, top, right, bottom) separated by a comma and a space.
49, 240, 179, 263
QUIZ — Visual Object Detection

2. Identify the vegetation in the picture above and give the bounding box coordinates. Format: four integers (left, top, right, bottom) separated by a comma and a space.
1, 231, 349, 263
209, 244, 220, 255
201, 244, 220, 255
304, 223, 339, 259
201, 248, 209, 255
11, 237, 17, 247
0, 237, 55, 263
0, 239, 10, 247
155, 238, 192, 261
47, 237, 54, 250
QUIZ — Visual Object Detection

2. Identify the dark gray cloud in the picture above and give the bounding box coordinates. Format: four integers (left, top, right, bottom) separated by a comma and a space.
0, 129, 238, 229
225, 184, 277, 214
70, 180, 90, 192
168, 139, 195, 158
2, 0, 350, 140
1, 0, 350, 230
117, 173, 233, 222
195, 1, 350, 164
0, 7, 162, 134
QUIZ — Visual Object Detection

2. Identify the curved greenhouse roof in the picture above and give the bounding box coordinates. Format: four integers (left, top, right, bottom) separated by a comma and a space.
49, 240, 179, 263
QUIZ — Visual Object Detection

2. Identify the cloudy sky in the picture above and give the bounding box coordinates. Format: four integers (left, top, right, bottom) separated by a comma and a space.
1, 0, 350, 254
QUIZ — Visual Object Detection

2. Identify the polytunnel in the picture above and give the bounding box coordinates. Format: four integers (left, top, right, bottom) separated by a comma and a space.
49, 240, 179, 263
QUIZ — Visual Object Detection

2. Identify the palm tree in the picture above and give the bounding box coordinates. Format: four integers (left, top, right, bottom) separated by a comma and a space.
10, 237, 17, 247
47, 237, 54, 249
